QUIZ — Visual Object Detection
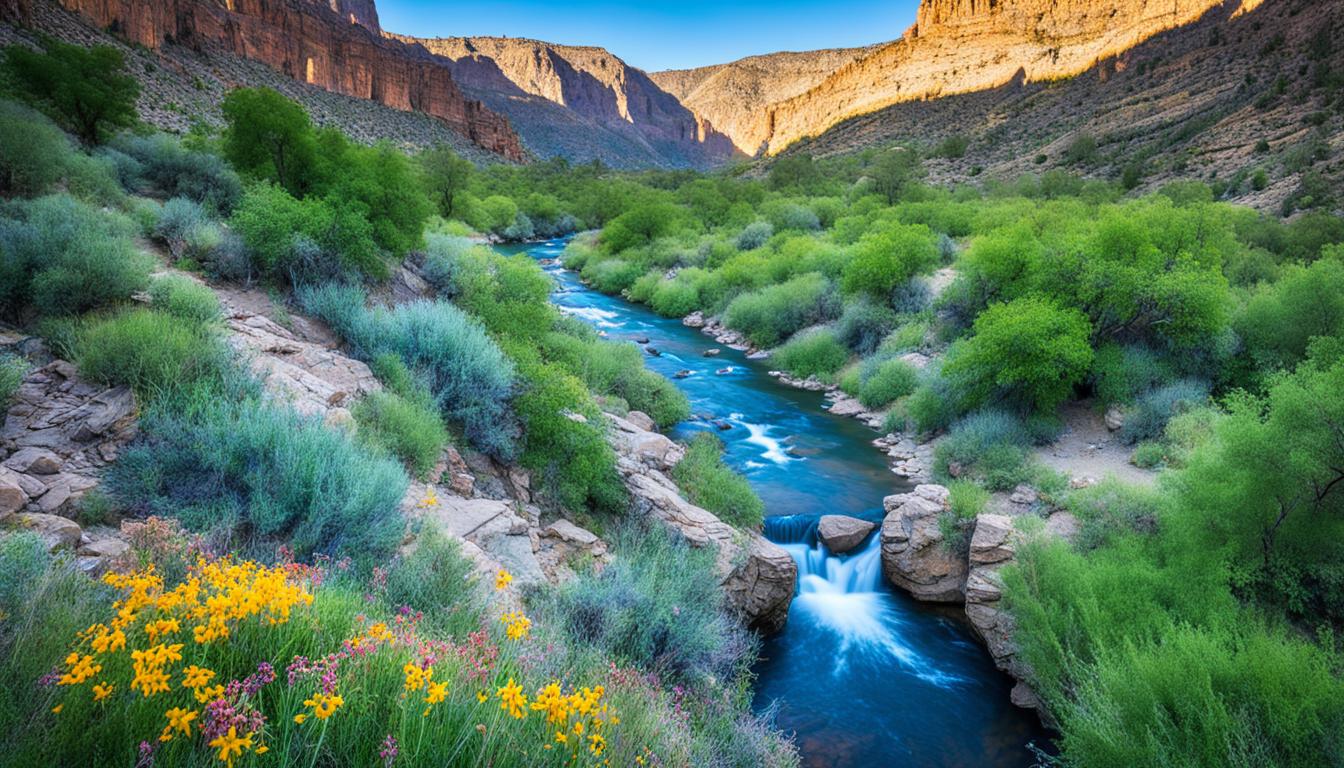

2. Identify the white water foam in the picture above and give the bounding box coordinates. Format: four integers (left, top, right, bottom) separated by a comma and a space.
741, 421, 792, 465
558, 305, 620, 328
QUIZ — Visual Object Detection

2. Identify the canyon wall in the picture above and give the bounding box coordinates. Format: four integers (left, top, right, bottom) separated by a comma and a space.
27, 0, 524, 160
391, 35, 738, 168
757, 0, 1258, 154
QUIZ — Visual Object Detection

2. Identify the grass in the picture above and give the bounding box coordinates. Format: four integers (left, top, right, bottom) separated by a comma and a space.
671, 433, 765, 530
352, 390, 448, 480
857, 357, 918, 409
934, 409, 1035, 491
771, 328, 849, 379
148, 275, 222, 325
1, 353, 27, 407
76, 308, 230, 399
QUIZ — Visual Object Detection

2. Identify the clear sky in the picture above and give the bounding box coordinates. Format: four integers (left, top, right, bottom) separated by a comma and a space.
376, 1, 920, 72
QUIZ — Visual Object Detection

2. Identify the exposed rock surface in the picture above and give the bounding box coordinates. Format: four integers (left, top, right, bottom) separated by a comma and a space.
963, 514, 1036, 708
391, 35, 737, 168
880, 484, 966, 602
611, 413, 796, 632
18, 0, 524, 158
1, 361, 137, 518
817, 514, 875, 554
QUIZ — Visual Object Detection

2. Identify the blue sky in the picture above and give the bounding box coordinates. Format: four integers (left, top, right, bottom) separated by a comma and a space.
377, 1, 919, 72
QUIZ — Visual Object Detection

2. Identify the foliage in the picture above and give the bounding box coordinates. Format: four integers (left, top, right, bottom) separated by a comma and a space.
835, 299, 898, 355
0, 99, 116, 199
934, 409, 1034, 491
724, 273, 838, 348
76, 309, 229, 399
352, 390, 448, 480
1118, 379, 1209, 445
109, 133, 242, 213
231, 183, 382, 283
148, 275, 221, 325
0, 352, 27, 407
857, 357, 918, 409
376, 526, 482, 635
220, 88, 317, 194
1090, 344, 1175, 406
841, 223, 938, 299
771, 328, 849, 379
2, 37, 139, 144
671, 433, 765, 530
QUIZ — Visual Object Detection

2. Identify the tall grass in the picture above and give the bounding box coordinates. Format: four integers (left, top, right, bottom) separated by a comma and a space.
671, 433, 765, 530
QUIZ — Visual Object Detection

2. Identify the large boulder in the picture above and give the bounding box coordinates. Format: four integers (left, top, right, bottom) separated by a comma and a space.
408, 486, 547, 587
12, 512, 82, 551
817, 514, 876, 554
879, 484, 967, 602
607, 413, 685, 471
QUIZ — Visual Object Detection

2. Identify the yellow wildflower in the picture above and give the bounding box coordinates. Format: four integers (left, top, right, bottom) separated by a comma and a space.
92, 682, 114, 701
182, 665, 215, 689
499, 611, 531, 641
303, 692, 344, 720
496, 678, 528, 719
51, 704, 62, 714
403, 662, 431, 692
420, 490, 438, 507
588, 733, 607, 756
494, 569, 513, 590
476, 689, 488, 703
293, 714, 307, 725
424, 680, 448, 706
208, 726, 254, 768
165, 707, 198, 738
195, 683, 226, 704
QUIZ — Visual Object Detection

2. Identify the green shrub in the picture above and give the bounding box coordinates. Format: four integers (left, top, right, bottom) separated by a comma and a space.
934, 134, 970, 159
353, 390, 448, 480
858, 357, 918, 409
538, 330, 689, 428
377, 525, 482, 635
147, 274, 221, 325
772, 328, 849, 379
580, 257, 644, 294
0, 353, 27, 407
301, 285, 519, 459
724, 272, 838, 348
906, 373, 959, 434
231, 183, 382, 284
940, 479, 989, 552
1064, 133, 1098, 165
0, 194, 152, 318
107, 395, 407, 563
2, 38, 139, 144
835, 299, 897, 355
1119, 379, 1209, 445
1091, 344, 1175, 406
1131, 441, 1165, 469
0, 99, 82, 197
109, 133, 242, 212
671, 433, 765, 530
841, 223, 939, 298
75, 309, 228, 398
935, 409, 1034, 490
736, 220, 773, 250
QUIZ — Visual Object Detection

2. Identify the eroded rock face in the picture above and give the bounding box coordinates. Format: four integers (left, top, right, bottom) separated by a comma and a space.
880, 484, 966, 602
1, 361, 137, 517
610, 414, 796, 633
40, 0, 523, 159
963, 514, 1029, 696
817, 514, 875, 554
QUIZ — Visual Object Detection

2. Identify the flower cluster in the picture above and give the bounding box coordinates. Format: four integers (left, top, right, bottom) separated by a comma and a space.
492, 678, 618, 760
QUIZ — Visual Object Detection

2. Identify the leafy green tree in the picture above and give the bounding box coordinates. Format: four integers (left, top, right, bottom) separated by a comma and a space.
2, 38, 139, 144
841, 223, 938, 298
220, 87, 317, 195
1238, 259, 1344, 372
869, 147, 922, 205
944, 297, 1094, 412
321, 137, 431, 255
419, 144, 474, 217
601, 203, 682, 253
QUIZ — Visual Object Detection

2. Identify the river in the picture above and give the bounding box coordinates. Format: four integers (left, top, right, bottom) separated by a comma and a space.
507, 238, 1048, 768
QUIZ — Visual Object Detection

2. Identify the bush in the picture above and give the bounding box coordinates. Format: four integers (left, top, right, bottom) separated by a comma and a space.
2, 38, 139, 144
1091, 344, 1175, 406
1131, 441, 1165, 469
724, 272, 838, 348
943, 297, 1094, 413
858, 357, 918, 409
934, 409, 1034, 490
0, 99, 82, 197
906, 374, 959, 434
109, 133, 242, 212
1119, 379, 1209, 445
147, 274, 221, 324
231, 183, 383, 284
353, 390, 448, 480
940, 479, 989, 552
377, 525, 482, 635
736, 220, 774, 250
771, 328, 849, 379
538, 331, 690, 428
75, 309, 228, 399
934, 134, 970, 159
835, 299, 897, 355
672, 433, 765, 530
842, 223, 939, 298
0, 353, 27, 407
1064, 133, 1098, 165
153, 196, 215, 261
107, 396, 407, 563
0, 194, 152, 318
301, 286, 519, 459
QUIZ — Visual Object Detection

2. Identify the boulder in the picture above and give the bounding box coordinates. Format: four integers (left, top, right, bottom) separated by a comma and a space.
537, 519, 611, 582
607, 413, 685, 471
1104, 406, 1125, 431
827, 395, 867, 417
624, 410, 656, 432
3, 447, 62, 475
817, 514, 876, 554
879, 484, 966, 602
0, 467, 28, 520
13, 512, 82, 551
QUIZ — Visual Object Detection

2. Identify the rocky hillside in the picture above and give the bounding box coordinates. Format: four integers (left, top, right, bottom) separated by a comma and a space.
757, 0, 1252, 154
1, 0, 525, 160
787, 0, 1344, 213
389, 35, 739, 169
650, 47, 874, 155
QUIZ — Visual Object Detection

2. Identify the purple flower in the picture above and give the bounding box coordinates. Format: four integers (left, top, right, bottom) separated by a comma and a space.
379, 735, 399, 766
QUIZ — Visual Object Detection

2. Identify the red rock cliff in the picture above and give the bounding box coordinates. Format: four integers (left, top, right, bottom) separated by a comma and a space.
36, 0, 524, 160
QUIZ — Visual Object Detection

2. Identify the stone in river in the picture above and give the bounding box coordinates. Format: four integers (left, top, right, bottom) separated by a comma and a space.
818, 515, 876, 554
673, 370, 693, 379
703, 348, 721, 357
715, 367, 735, 375
714, 420, 733, 431
645, 346, 661, 357
634, 336, 650, 344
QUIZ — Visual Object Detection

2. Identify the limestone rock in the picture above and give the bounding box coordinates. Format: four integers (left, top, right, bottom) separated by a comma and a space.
624, 410, 656, 432
13, 512, 82, 551
607, 413, 685, 472
537, 519, 612, 582
0, 467, 27, 520
817, 514, 876, 554
880, 484, 966, 602
3, 447, 62, 474
1104, 406, 1125, 431
826, 394, 867, 418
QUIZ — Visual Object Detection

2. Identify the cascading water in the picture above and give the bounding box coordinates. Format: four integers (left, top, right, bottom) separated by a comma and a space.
506, 238, 1047, 768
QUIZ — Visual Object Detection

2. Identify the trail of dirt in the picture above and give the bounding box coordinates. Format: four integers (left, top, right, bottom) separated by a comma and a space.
1034, 401, 1157, 487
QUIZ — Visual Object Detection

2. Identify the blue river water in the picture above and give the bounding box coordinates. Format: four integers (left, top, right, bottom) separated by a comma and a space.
506, 239, 1048, 768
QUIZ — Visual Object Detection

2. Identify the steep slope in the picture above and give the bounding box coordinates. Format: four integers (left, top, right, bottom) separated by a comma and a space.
651, 47, 875, 155
787, 0, 1343, 214
756, 0, 1257, 154
388, 35, 739, 169
1, 0, 524, 160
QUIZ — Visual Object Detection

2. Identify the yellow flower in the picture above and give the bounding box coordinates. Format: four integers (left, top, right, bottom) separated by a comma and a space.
194, 683, 226, 704
92, 682, 114, 701
165, 707, 198, 738
476, 689, 488, 703
531, 681, 570, 724
208, 726, 254, 768
303, 692, 344, 720
403, 662, 432, 692
182, 665, 215, 689
131, 667, 171, 697
496, 678, 528, 719
420, 490, 439, 507
293, 714, 307, 725
424, 680, 448, 706
494, 569, 513, 591
51, 704, 63, 714
588, 733, 607, 756
256, 745, 269, 755
57, 653, 102, 686
499, 611, 531, 641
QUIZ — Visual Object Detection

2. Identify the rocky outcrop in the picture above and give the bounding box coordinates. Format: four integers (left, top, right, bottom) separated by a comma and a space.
610, 412, 796, 632
31, 0, 523, 159
1, 360, 137, 518
963, 513, 1044, 711
880, 484, 966, 602
817, 514, 875, 554
391, 35, 737, 168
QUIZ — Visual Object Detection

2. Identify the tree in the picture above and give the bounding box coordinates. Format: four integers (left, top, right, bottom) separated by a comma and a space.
2, 38, 139, 144
220, 87, 317, 195
869, 147, 922, 204
943, 297, 1094, 412
419, 144, 474, 217
600, 203, 681, 253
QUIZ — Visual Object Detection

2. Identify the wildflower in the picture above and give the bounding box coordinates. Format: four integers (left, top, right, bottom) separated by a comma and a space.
293, 714, 307, 725
57, 653, 102, 686
494, 569, 512, 591
402, 662, 431, 692
51, 704, 63, 714
131, 667, 171, 697
93, 681, 114, 701
303, 692, 344, 720
424, 680, 448, 705
194, 683, 226, 704
182, 665, 215, 690
379, 735, 399, 767
588, 733, 607, 756
476, 689, 488, 703
255, 746, 269, 755
208, 726, 253, 768
419, 490, 438, 507
165, 707, 198, 738
531, 681, 570, 724
496, 678, 528, 719
499, 611, 531, 641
